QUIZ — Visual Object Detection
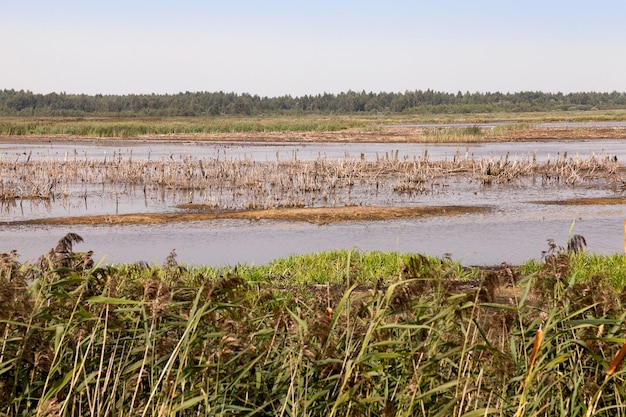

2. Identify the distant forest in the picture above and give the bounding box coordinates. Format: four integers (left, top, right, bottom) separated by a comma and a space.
2, 89, 626, 117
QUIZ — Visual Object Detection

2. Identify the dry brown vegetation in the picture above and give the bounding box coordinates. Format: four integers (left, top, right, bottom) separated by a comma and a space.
536, 197, 626, 205
1, 145, 622, 225
111, 125, 626, 142
4, 124, 626, 143
2, 120, 626, 226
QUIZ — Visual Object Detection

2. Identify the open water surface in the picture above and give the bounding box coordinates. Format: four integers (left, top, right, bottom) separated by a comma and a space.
3, 137, 626, 162
2, 136, 626, 266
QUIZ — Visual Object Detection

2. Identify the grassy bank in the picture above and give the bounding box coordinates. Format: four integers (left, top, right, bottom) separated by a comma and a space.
3, 235, 626, 416
0, 116, 369, 137
1, 110, 626, 139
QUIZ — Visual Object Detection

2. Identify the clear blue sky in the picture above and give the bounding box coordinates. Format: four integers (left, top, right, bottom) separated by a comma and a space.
3, 1, 626, 97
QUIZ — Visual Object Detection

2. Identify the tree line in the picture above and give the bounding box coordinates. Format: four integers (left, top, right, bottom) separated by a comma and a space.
1, 89, 626, 117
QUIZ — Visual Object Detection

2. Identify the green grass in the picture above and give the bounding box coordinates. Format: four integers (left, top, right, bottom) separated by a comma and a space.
251, 250, 462, 285
3, 238, 626, 416
567, 253, 626, 289
0, 116, 367, 137
1, 109, 626, 138
421, 126, 486, 142
520, 252, 626, 290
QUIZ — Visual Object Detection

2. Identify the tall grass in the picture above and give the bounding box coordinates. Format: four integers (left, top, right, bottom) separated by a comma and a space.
1, 110, 626, 138
421, 126, 485, 142
3, 238, 626, 415
0, 117, 366, 137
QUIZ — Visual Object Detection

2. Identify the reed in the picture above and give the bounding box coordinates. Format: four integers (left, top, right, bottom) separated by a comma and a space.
1, 150, 621, 214
2, 110, 626, 138
2, 235, 626, 415
420, 125, 486, 142
0, 116, 368, 137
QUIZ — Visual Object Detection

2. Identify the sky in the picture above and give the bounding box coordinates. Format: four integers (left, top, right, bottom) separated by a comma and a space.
3, 0, 626, 97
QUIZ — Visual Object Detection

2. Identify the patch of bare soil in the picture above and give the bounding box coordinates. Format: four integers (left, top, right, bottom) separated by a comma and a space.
6, 205, 490, 226
535, 197, 626, 205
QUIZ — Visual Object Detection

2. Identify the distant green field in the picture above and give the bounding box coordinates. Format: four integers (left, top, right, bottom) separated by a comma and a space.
1, 109, 626, 138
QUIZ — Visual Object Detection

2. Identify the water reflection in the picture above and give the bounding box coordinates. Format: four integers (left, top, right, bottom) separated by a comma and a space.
2, 138, 626, 163
3, 214, 623, 267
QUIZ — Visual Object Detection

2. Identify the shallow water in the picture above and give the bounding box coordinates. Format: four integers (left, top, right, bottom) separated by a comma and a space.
2, 137, 626, 266
2, 138, 626, 163
4, 213, 623, 267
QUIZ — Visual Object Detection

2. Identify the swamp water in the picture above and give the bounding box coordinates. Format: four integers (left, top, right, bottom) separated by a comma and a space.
2, 138, 626, 266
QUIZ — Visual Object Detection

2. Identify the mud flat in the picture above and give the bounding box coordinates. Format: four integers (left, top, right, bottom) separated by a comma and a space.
5, 205, 489, 226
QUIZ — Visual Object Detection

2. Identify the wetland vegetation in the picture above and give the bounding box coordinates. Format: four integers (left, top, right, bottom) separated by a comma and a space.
2, 110, 626, 142
4, 105, 626, 414
3, 234, 626, 416
1, 139, 622, 225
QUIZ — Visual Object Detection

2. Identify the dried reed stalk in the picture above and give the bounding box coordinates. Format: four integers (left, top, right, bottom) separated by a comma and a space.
0, 151, 621, 212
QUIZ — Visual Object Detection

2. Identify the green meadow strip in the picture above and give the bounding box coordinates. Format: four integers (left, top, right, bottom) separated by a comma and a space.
1, 110, 626, 138
0, 116, 367, 137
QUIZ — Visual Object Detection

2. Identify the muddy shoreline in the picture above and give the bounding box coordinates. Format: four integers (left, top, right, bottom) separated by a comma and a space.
5, 198, 623, 227
4, 205, 490, 226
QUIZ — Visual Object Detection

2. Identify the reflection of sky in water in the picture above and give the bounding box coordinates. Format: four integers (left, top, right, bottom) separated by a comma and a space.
2, 138, 626, 163
3, 215, 624, 267
2, 173, 623, 223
